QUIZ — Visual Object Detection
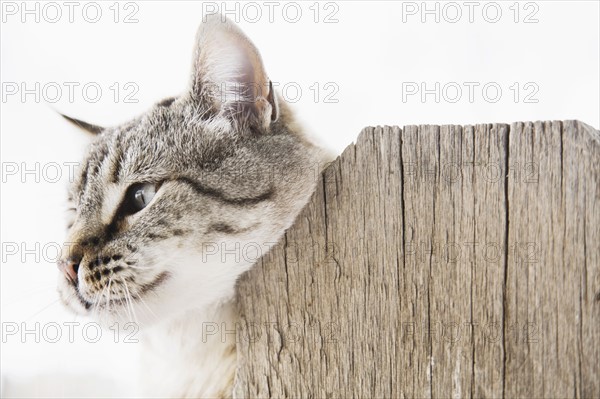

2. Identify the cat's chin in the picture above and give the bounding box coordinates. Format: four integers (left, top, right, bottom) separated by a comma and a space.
58, 269, 239, 331
56, 273, 161, 329
57, 288, 166, 330
82, 297, 236, 331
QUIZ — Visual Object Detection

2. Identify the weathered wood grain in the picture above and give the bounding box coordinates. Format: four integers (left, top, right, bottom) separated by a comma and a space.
233, 121, 599, 398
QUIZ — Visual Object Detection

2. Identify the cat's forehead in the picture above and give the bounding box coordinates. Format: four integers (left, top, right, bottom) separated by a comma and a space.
69, 104, 235, 204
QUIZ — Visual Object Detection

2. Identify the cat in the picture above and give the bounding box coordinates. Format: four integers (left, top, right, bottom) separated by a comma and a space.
57, 14, 330, 398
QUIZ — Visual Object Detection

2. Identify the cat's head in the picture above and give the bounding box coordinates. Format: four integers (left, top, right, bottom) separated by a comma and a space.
57, 15, 325, 327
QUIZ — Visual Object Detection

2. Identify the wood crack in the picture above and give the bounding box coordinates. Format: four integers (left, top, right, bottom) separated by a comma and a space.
501, 123, 511, 399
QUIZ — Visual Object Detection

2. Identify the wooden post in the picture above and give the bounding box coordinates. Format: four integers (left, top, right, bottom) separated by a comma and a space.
233, 121, 600, 398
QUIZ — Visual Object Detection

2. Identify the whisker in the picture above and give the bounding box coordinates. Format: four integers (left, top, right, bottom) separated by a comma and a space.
122, 279, 138, 324
126, 265, 154, 271
3, 285, 58, 307
135, 290, 159, 322
117, 282, 132, 321
25, 290, 76, 321
93, 284, 108, 318
105, 277, 114, 311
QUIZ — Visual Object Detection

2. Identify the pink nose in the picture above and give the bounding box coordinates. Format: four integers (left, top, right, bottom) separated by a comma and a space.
57, 257, 80, 284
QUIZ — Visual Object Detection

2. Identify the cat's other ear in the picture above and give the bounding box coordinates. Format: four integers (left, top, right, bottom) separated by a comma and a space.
189, 14, 278, 133
59, 113, 104, 135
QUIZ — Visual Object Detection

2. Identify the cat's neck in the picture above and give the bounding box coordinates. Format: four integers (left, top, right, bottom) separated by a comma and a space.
139, 300, 238, 398
144, 299, 238, 344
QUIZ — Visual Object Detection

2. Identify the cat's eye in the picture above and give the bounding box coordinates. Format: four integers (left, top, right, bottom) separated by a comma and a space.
125, 183, 158, 214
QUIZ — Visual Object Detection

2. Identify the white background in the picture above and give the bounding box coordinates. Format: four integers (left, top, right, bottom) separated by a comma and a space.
1, 1, 599, 397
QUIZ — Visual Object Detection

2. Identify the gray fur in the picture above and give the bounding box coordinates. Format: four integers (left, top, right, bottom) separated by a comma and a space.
56, 14, 330, 397
58, 14, 328, 322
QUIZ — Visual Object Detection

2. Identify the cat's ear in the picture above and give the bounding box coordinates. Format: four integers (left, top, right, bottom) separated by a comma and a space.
189, 14, 278, 132
59, 113, 104, 135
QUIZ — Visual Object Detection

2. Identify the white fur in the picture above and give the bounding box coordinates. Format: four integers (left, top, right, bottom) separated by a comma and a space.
140, 302, 238, 398
56, 13, 328, 398
100, 184, 125, 225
